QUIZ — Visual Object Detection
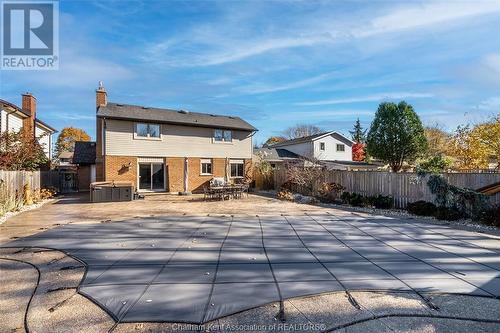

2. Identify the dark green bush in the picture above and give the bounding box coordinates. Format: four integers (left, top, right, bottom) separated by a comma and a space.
340, 192, 352, 204
341, 193, 393, 209
407, 201, 437, 216
434, 206, 464, 221
371, 195, 394, 209
349, 193, 364, 206
341, 192, 364, 206
479, 205, 500, 227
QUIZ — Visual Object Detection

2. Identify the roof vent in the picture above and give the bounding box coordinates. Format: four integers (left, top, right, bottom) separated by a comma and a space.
178, 110, 189, 114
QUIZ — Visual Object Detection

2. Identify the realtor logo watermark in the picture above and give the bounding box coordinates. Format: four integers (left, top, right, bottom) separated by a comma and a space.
1, 0, 59, 70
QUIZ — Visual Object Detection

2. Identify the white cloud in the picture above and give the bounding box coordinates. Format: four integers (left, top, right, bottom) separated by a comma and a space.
144, 1, 500, 67
354, 1, 500, 37
477, 96, 500, 110
200, 34, 334, 66
48, 113, 95, 121
144, 33, 334, 67
483, 54, 500, 73
295, 92, 433, 106
236, 71, 337, 95
21, 53, 134, 88
268, 109, 373, 121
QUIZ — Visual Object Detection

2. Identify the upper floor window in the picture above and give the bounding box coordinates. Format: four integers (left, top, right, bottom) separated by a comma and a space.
214, 129, 232, 143
135, 123, 161, 139
336, 144, 345, 152
320, 142, 325, 151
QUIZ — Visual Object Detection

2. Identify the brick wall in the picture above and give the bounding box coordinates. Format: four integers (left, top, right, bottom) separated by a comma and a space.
105, 156, 138, 188
102, 156, 252, 193
166, 157, 184, 192
187, 157, 227, 193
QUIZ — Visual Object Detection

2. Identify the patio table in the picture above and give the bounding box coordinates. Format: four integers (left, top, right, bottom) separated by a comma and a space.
209, 185, 245, 200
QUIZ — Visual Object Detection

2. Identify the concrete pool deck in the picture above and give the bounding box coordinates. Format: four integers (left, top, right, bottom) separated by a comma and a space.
1, 194, 499, 332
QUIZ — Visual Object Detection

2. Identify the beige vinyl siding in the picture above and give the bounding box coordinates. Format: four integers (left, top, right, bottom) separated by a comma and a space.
35, 125, 51, 158
105, 119, 253, 158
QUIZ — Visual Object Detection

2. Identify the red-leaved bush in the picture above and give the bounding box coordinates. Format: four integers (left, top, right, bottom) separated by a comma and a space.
352, 142, 365, 161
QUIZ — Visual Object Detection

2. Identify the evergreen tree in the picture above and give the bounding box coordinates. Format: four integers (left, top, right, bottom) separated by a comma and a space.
349, 118, 366, 143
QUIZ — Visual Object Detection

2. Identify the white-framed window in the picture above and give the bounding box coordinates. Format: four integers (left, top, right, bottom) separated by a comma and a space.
214, 129, 232, 143
320, 142, 325, 151
135, 123, 161, 139
336, 144, 345, 152
200, 158, 212, 175
230, 159, 244, 178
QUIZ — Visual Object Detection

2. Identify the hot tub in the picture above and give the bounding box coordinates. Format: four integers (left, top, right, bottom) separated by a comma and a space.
90, 181, 134, 203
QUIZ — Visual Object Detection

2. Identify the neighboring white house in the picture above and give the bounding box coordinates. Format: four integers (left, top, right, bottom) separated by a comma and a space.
0, 93, 56, 160
269, 131, 354, 161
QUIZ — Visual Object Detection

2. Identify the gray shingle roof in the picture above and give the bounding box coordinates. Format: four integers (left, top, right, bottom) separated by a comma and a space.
97, 102, 257, 132
254, 147, 300, 161
73, 141, 96, 164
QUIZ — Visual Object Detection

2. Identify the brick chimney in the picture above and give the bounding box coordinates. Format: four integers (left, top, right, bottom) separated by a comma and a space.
22, 93, 36, 139
96, 81, 107, 109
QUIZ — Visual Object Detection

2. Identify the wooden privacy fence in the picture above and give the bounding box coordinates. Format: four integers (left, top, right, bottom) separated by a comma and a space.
274, 168, 500, 208
0, 170, 41, 202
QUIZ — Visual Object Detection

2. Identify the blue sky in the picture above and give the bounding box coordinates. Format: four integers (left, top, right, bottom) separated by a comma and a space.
1, 0, 500, 144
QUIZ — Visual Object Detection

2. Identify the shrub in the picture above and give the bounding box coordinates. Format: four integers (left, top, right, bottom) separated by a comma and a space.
407, 201, 437, 216
371, 195, 394, 209
341, 192, 364, 206
427, 175, 488, 220
317, 182, 345, 202
277, 188, 294, 201
40, 187, 57, 199
416, 155, 452, 175
434, 206, 464, 221
479, 205, 500, 227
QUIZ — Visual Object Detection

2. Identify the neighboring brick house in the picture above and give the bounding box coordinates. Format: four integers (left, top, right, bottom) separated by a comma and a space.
0, 93, 56, 160
94, 84, 257, 193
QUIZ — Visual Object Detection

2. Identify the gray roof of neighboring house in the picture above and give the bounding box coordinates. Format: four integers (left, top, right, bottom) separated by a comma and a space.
254, 147, 300, 161
73, 141, 96, 164
322, 160, 383, 170
269, 131, 353, 147
97, 102, 257, 132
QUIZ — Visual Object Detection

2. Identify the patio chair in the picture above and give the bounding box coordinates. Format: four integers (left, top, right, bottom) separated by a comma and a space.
241, 183, 250, 198
203, 186, 213, 201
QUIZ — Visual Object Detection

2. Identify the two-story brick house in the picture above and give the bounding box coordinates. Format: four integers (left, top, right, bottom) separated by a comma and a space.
0, 93, 56, 160
95, 84, 257, 193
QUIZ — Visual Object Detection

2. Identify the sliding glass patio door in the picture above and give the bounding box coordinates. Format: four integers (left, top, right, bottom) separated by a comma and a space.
139, 163, 165, 191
